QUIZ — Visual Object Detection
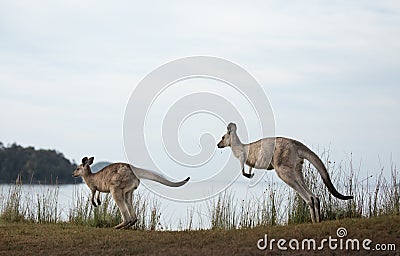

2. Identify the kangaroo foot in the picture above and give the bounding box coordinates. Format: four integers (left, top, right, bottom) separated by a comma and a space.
114, 221, 130, 230
122, 218, 138, 230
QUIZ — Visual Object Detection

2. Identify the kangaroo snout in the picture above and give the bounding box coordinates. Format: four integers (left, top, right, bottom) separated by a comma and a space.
217, 142, 224, 148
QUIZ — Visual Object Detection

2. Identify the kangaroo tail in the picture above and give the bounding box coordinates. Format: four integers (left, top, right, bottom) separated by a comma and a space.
131, 167, 190, 187
298, 146, 353, 200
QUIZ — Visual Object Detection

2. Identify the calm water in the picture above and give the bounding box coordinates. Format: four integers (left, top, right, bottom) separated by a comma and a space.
0, 175, 382, 230
0, 177, 279, 230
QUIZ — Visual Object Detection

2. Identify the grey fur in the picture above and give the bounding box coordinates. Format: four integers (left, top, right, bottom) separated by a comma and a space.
217, 122, 353, 223
72, 157, 190, 229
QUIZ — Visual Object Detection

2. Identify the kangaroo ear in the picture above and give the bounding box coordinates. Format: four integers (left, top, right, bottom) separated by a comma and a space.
81, 157, 88, 165
227, 123, 236, 134
88, 157, 94, 165
227, 124, 232, 134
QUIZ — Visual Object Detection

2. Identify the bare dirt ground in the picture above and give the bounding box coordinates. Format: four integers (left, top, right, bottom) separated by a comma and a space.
0, 215, 399, 255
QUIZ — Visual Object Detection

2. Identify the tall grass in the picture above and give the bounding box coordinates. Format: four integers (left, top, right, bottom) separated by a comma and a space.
208, 190, 237, 229
0, 182, 162, 230
0, 153, 399, 230
0, 184, 25, 222
208, 152, 399, 229
208, 181, 289, 229
0, 183, 60, 223
68, 186, 162, 230
287, 153, 399, 224
68, 189, 121, 227
35, 185, 60, 223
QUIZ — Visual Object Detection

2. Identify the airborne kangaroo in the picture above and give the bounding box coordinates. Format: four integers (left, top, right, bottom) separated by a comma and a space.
217, 123, 353, 223
72, 157, 190, 229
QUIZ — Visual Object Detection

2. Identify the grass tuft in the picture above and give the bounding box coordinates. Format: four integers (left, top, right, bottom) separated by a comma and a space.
0, 152, 399, 230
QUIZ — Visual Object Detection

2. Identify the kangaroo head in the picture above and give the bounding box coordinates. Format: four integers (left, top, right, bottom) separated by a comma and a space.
72, 156, 94, 177
217, 122, 237, 148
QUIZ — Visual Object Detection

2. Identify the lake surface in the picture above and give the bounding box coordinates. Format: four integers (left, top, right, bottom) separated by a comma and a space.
0, 173, 383, 230
0, 175, 288, 230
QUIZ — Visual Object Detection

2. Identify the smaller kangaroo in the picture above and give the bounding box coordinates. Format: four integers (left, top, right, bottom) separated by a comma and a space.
72, 157, 190, 229
217, 123, 353, 223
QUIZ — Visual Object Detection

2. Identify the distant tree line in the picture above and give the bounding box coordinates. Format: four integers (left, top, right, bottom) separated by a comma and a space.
0, 142, 79, 184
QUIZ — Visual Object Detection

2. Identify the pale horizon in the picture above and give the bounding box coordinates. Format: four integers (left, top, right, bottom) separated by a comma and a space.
1, 1, 399, 184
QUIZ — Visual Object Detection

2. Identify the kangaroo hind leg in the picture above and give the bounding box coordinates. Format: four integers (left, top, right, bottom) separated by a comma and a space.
111, 188, 131, 229
122, 189, 137, 229
295, 161, 321, 223
275, 165, 320, 223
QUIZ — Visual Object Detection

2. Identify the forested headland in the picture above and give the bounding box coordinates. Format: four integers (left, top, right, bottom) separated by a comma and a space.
0, 142, 78, 184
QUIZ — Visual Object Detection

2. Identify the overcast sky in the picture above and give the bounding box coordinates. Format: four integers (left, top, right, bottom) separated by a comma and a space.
0, 1, 399, 181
